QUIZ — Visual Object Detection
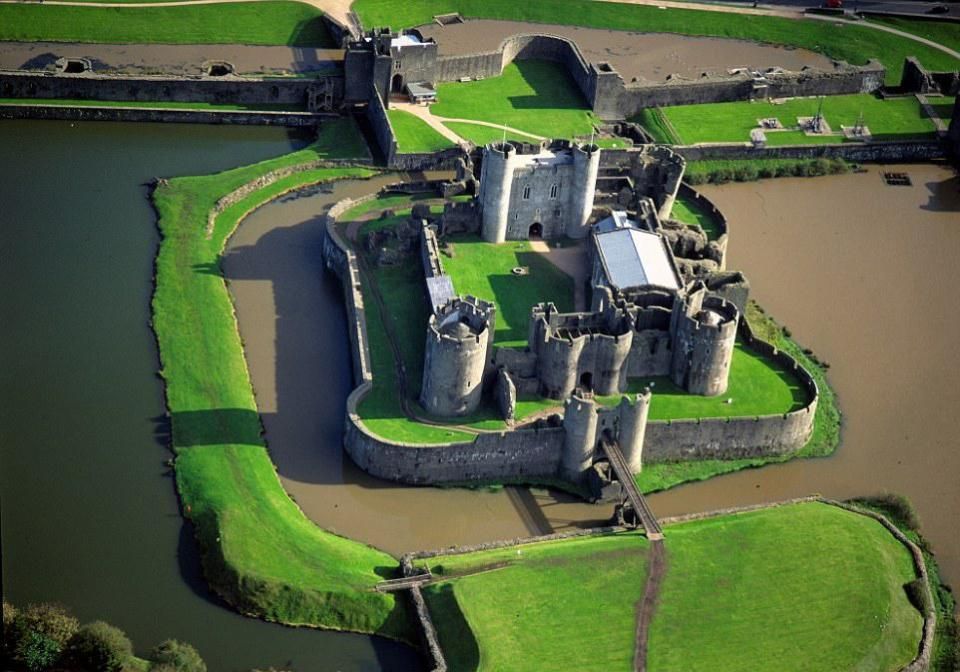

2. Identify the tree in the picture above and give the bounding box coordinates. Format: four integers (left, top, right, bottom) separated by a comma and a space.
150, 639, 206, 672
65, 621, 133, 672
9, 603, 79, 672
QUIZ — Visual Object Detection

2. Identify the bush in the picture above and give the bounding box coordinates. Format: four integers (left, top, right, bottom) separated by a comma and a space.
758, 165, 776, 179
150, 639, 207, 672
904, 578, 932, 615
2, 602, 18, 660
65, 621, 133, 672
855, 493, 921, 531
733, 164, 759, 182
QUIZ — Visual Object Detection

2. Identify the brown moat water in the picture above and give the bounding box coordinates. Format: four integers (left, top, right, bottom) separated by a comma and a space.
415, 19, 834, 83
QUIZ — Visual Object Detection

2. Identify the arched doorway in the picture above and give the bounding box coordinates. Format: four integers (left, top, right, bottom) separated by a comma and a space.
579, 371, 593, 392
391, 74, 404, 94
528, 222, 543, 239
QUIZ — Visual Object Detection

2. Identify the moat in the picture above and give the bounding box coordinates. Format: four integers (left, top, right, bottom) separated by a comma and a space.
1, 119, 957, 669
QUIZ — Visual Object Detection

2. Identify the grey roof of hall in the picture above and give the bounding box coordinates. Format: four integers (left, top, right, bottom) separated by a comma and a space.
594, 212, 681, 291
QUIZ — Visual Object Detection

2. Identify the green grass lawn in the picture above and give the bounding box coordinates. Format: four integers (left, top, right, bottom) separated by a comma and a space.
440, 234, 576, 346
442, 121, 543, 146
149, 121, 414, 636
655, 94, 936, 145
432, 60, 599, 140
649, 502, 923, 672
420, 502, 923, 672
420, 532, 650, 671
871, 17, 960, 52
388, 109, 457, 153
0, 2, 332, 45
353, 0, 960, 83
0, 97, 306, 112
669, 191, 722, 239
598, 342, 808, 420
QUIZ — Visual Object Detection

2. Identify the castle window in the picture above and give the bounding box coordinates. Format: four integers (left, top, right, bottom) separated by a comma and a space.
522, 185, 531, 200
554, 208, 561, 218
394, 60, 402, 70
550, 183, 559, 199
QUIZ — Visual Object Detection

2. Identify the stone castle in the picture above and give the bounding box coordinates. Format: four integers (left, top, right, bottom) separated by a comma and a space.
419, 141, 741, 424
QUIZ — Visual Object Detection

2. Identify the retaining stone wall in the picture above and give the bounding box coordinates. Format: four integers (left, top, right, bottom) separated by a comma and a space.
0, 103, 327, 126
365, 86, 398, 166
675, 139, 947, 162
0, 70, 342, 109
408, 585, 447, 672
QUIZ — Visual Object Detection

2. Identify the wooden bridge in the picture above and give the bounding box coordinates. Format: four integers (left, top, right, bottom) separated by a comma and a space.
375, 572, 432, 593
600, 438, 663, 540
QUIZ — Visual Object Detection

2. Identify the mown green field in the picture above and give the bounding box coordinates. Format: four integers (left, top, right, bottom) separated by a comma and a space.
421, 502, 923, 672
442, 121, 544, 146
649, 503, 923, 672
870, 16, 960, 52
440, 234, 576, 346
421, 532, 650, 671
388, 109, 457, 153
150, 119, 414, 636
0, 2, 332, 45
652, 94, 936, 145
432, 61, 599, 140
352, 0, 960, 82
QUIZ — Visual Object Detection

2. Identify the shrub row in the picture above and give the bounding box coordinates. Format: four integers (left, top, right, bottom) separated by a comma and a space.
685, 158, 853, 184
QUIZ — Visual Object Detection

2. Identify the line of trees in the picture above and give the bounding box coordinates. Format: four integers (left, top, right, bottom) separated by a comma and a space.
2, 602, 206, 672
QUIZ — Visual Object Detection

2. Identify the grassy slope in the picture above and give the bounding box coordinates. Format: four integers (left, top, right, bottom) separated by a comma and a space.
649, 503, 923, 672
659, 94, 936, 145
871, 17, 960, 52
388, 109, 457, 153
432, 61, 598, 140
443, 121, 629, 148
599, 343, 808, 420
440, 234, 576, 346
637, 301, 841, 493
0, 2, 332, 46
353, 0, 960, 82
421, 532, 650, 671
151, 120, 413, 636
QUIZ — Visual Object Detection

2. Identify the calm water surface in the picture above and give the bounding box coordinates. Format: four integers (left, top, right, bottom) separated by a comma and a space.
0, 119, 420, 671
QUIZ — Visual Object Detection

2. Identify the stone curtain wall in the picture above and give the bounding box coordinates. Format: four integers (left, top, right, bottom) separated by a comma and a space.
364, 85, 401, 166
428, 30, 883, 120
0, 70, 342, 110
0, 103, 326, 126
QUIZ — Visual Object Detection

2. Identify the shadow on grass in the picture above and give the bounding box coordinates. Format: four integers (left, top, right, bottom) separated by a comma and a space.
423, 584, 480, 672
507, 59, 591, 111
172, 408, 264, 448
287, 16, 335, 48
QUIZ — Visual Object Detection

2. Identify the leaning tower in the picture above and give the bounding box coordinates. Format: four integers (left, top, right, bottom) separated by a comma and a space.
479, 142, 517, 244
420, 297, 496, 417
670, 288, 739, 397
567, 142, 601, 239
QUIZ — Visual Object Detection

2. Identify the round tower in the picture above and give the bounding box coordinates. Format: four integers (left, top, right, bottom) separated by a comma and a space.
672, 296, 738, 397
420, 298, 494, 417
568, 142, 600, 239
480, 142, 516, 244
561, 394, 598, 482
617, 389, 651, 473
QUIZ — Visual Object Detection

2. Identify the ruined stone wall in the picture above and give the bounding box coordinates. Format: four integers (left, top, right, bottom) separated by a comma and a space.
365, 86, 398, 165
0, 70, 342, 110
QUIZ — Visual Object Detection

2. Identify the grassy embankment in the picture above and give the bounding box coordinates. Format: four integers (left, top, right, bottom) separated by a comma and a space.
150, 119, 416, 638
0, 98, 306, 112
420, 501, 923, 672
682, 156, 855, 184
641, 93, 938, 145
353, 0, 960, 83
637, 301, 841, 493
387, 109, 457, 153
0, 2, 333, 46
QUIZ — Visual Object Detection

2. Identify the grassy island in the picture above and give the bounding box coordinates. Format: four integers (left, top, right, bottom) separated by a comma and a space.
418, 501, 924, 672
150, 119, 417, 637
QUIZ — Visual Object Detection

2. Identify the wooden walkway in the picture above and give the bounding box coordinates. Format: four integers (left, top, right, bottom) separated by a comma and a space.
601, 439, 663, 540
375, 573, 432, 592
